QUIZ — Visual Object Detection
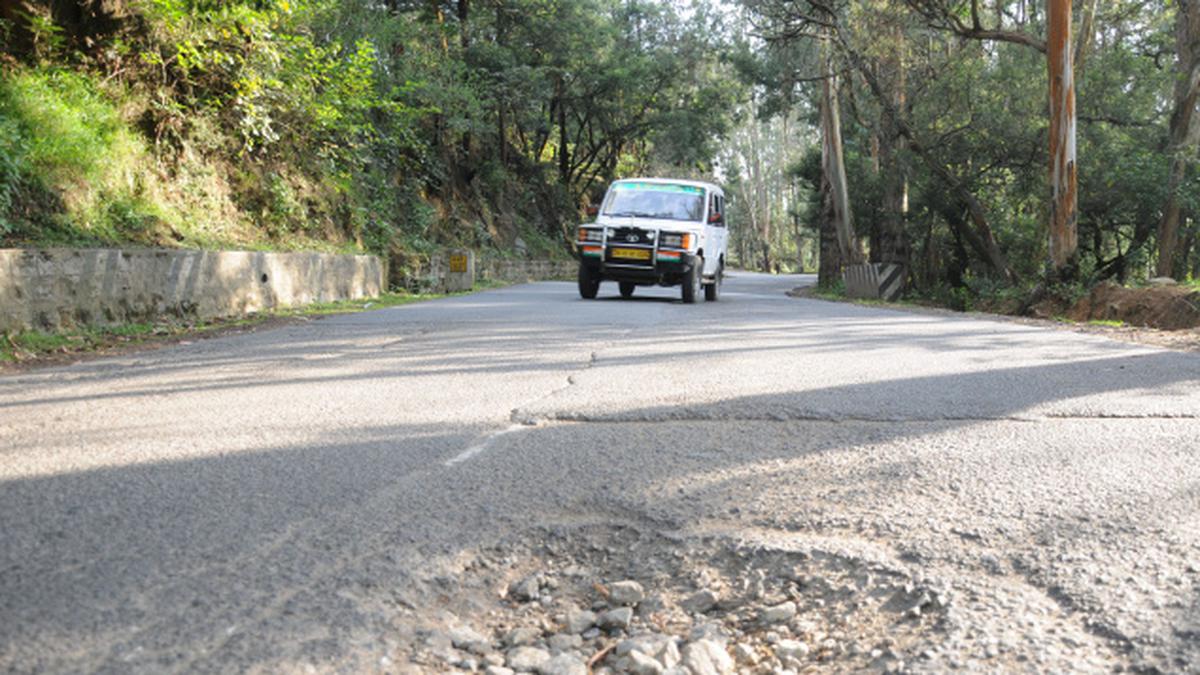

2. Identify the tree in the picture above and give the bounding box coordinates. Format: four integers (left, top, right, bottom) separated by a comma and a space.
1046, 0, 1078, 277
819, 30, 864, 266
1155, 0, 1200, 279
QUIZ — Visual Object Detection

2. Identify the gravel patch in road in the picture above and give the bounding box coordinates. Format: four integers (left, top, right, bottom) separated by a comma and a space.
387, 523, 1127, 674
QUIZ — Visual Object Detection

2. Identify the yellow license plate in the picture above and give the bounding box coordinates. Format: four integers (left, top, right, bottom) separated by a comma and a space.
611, 247, 651, 260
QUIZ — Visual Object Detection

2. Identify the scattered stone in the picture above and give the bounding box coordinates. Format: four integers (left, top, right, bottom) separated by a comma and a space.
510, 576, 541, 602
609, 580, 646, 606
565, 609, 597, 634
506, 646, 551, 672
657, 639, 682, 668
760, 601, 797, 624
637, 594, 667, 616
547, 634, 582, 653
449, 625, 492, 654
688, 622, 727, 644
537, 653, 587, 675
505, 627, 541, 647
626, 649, 665, 675
599, 607, 634, 631
681, 589, 719, 614
681, 639, 735, 675
733, 643, 758, 665
486, 667, 515, 675
582, 628, 601, 640
774, 639, 810, 666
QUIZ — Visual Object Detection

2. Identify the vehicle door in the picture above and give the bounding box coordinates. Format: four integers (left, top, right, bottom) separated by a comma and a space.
705, 191, 727, 275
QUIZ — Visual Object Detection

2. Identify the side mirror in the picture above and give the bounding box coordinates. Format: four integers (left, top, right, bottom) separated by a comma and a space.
586, 205, 600, 217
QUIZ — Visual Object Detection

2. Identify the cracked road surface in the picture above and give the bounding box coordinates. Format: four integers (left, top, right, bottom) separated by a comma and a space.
2, 272, 1199, 672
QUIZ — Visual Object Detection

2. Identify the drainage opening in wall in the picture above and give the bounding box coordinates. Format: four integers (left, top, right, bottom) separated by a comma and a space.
260, 273, 269, 283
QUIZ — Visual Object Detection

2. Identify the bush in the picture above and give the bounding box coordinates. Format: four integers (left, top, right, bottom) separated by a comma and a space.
0, 68, 150, 242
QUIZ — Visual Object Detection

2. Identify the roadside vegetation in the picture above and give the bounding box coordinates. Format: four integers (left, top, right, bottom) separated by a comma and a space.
0, 0, 1196, 314
719, 0, 1199, 329
0, 0, 737, 280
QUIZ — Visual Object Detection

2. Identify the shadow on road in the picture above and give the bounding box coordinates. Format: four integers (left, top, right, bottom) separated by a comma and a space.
1, 278, 1198, 670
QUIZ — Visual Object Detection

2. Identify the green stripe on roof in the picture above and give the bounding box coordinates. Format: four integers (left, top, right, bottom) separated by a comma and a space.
613, 182, 704, 194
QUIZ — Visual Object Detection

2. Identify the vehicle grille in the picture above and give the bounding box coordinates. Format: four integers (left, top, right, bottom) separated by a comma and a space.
609, 227, 654, 246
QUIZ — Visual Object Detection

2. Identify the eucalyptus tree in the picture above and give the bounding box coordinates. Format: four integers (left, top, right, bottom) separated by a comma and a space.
1156, 0, 1200, 279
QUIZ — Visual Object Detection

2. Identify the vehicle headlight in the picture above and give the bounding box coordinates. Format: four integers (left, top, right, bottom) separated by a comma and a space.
577, 227, 603, 242
659, 232, 691, 249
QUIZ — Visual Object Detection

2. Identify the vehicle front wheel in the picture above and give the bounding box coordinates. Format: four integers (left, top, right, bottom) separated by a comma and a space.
704, 264, 722, 302
578, 264, 600, 299
619, 281, 636, 298
681, 257, 702, 304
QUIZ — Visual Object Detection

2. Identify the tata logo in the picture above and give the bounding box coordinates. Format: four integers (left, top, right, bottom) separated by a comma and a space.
625, 234, 639, 243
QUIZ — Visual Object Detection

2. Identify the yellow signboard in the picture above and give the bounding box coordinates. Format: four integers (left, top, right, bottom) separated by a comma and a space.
449, 254, 468, 273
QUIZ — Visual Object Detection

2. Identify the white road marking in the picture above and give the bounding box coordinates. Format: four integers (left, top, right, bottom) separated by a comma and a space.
445, 424, 527, 466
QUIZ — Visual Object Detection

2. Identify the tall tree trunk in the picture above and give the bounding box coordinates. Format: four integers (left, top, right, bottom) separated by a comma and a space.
820, 36, 863, 265
1073, 0, 1100, 74
457, 0, 469, 49
818, 172, 842, 288
1180, 228, 1196, 279
1047, 0, 1079, 277
557, 76, 569, 186
1155, 0, 1200, 279
878, 25, 910, 281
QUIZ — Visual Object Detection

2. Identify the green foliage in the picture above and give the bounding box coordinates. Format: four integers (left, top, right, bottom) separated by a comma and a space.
0, 68, 159, 243
0, 70, 133, 190
0, 0, 741, 269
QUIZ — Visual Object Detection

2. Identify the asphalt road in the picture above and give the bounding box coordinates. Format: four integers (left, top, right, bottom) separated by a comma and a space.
2, 272, 1199, 672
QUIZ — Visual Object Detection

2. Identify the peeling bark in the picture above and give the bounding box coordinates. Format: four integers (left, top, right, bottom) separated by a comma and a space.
1047, 0, 1078, 276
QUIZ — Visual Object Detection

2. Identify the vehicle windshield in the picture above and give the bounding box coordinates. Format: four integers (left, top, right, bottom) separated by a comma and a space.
602, 182, 705, 222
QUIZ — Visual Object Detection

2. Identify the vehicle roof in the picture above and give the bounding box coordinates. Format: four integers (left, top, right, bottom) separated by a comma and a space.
611, 177, 723, 194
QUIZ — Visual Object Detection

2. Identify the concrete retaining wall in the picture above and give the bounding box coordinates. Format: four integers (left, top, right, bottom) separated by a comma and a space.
477, 258, 576, 284
419, 255, 576, 291
0, 248, 384, 332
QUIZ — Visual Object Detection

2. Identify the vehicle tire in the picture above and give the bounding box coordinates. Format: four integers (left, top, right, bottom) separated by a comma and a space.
578, 263, 600, 299
704, 263, 722, 302
681, 256, 702, 304
619, 281, 636, 298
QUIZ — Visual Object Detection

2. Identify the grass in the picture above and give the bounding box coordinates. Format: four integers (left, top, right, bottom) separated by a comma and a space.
0, 282, 508, 366
0, 65, 369, 254
1088, 319, 1125, 328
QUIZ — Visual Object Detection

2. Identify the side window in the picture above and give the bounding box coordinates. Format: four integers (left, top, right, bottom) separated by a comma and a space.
713, 195, 725, 227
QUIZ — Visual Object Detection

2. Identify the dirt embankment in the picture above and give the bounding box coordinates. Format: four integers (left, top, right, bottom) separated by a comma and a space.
792, 282, 1200, 353
1054, 282, 1200, 330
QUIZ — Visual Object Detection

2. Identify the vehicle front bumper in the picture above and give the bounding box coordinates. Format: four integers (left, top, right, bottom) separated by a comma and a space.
579, 247, 699, 285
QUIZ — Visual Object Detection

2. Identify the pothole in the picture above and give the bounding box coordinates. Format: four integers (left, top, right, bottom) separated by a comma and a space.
395, 523, 950, 673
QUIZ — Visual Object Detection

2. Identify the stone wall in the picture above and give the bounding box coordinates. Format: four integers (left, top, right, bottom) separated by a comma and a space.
0, 248, 384, 332
418, 255, 576, 291
477, 258, 576, 284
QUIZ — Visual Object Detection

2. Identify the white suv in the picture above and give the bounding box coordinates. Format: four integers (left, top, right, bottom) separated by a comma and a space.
576, 178, 728, 303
